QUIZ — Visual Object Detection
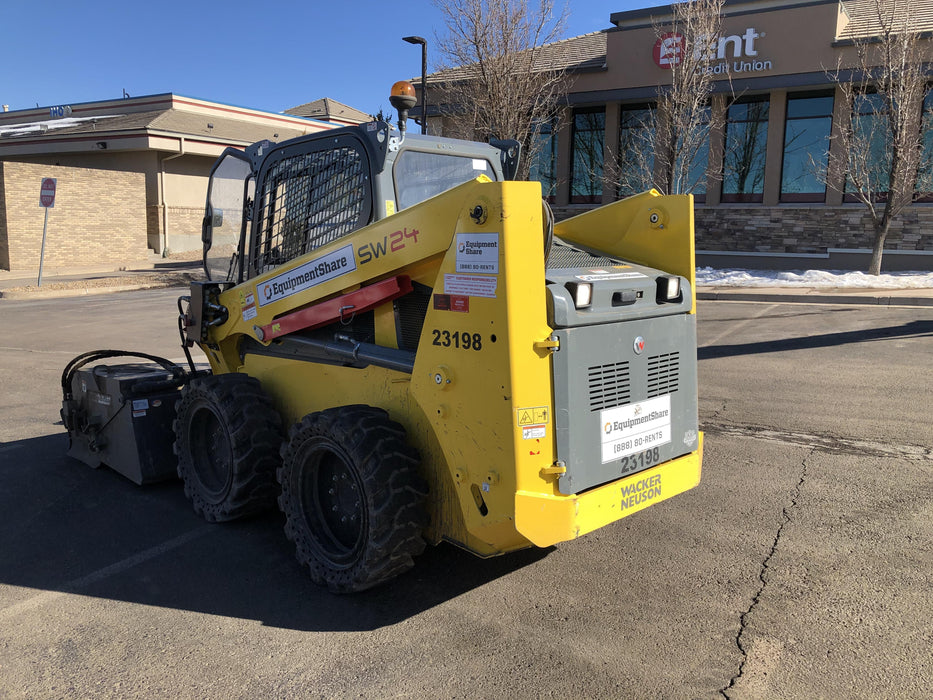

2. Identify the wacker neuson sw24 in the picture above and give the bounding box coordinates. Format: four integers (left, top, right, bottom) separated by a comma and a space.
62, 82, 703, 592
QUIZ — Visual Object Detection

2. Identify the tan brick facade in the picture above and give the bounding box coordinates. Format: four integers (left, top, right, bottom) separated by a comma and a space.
0, 162, 149, 271
146, 204, 211, 255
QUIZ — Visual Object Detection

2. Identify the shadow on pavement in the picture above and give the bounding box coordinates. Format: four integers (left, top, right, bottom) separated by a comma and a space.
0, 433, 550, 632
698, 320, 933, 360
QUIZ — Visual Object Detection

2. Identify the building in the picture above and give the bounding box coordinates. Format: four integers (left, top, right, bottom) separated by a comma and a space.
423, 0, 933, 271
284, 98, 372, 126
0, 94, 337, 271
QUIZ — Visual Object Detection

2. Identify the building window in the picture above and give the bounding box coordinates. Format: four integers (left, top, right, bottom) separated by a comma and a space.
780, 93, 834, 202
617, 105, 655, 198
679, 105, 710, 201
571, 107, 605, 204
846, 91, 891, 198
529, 118, 558, 199
915, 88, 933, 196
723, 97, 769, 203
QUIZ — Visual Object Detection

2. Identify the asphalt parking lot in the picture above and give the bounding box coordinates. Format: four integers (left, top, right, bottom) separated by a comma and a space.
0, 289, 931, 698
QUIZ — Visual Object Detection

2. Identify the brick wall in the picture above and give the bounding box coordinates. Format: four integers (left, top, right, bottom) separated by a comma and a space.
0, 162, 149, 271
146, 205, 207, 254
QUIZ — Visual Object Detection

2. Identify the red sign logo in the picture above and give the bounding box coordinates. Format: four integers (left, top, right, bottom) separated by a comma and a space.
653, 33, 684, 69
39, 178, 57, 208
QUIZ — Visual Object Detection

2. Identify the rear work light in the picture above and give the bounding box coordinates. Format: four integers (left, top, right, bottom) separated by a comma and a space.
565, 281, 593, 308
656, 276, 682, 303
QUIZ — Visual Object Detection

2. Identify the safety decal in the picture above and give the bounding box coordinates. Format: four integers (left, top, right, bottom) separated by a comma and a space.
258, 245, 356, 307
444, 273, 497, 299
433, 294, 470, 312
517, 406, 549, 440
241, 291, 257, 322
456, 233, 499, 273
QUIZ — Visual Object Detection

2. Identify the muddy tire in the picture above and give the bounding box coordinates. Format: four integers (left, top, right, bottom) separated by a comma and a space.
278, 405, 428, 593
173, 374, 282, 522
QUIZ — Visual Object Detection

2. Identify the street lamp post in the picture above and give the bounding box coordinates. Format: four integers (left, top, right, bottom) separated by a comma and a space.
402, 36, 427, 135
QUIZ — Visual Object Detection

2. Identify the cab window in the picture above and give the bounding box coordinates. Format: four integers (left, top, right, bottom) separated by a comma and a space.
394, 150, 495, 210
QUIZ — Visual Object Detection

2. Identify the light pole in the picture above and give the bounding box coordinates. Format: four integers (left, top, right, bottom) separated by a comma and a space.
402, 36, 427, 135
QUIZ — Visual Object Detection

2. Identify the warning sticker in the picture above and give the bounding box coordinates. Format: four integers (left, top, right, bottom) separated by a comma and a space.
445, 274, 497, 299
517, 406, 550, 426
433, 294, 470, 312
456, 233, 499, 273
242, 291, 257, 322
522, 425, 547, 440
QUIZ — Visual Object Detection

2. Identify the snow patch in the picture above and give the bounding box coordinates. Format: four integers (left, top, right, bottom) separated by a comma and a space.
0, 115, 123, 138
695, 267, 933, 289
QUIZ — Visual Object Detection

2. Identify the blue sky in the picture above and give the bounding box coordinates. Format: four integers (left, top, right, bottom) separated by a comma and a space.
3, 0, 652, 119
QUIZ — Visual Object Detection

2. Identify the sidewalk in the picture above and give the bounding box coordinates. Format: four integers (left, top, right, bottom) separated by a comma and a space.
0, 259, 202, 300
2, 261, 933, 306
697, 285, 933, 307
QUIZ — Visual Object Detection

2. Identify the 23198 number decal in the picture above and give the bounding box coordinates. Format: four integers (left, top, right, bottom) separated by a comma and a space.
432, 329, 483, 351
620, 448, 660, 476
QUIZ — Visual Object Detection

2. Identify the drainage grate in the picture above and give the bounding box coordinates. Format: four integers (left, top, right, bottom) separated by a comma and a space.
647, 352, 680, 397
588, 361, 631, 411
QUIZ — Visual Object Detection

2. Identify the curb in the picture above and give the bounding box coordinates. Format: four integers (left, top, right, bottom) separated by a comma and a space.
697, 291, 933, 307
0, 282, 188, 300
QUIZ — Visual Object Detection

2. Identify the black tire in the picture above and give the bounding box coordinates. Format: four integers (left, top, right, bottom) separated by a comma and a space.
173, 374, 282, 522
278, 405, 428, 593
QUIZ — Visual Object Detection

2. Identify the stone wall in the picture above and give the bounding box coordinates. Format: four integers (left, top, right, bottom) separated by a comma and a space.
551, 203, 933, 269
693, 206, 933, 254
0, 162, 149, 271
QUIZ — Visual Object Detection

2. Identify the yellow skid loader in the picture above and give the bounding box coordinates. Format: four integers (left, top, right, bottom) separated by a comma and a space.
61, 83, 702, 592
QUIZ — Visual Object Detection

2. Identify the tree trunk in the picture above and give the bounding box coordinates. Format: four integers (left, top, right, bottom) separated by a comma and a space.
868, 219, 890, 276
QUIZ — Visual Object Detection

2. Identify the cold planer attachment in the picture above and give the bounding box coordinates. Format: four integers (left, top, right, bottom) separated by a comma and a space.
60, 351, 203, 485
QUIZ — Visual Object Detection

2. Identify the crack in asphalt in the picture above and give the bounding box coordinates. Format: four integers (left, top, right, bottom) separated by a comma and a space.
720, 450, 812, 698
702, 421, 933, 462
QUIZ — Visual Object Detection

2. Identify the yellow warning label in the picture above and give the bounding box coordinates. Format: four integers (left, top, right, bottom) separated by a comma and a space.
517, 406, 550, 426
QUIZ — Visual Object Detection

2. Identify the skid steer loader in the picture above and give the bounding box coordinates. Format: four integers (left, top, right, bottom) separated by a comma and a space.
61, 82, 702, 592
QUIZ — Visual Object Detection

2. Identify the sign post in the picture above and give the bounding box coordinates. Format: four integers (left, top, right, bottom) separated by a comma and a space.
37, 178, 57, 286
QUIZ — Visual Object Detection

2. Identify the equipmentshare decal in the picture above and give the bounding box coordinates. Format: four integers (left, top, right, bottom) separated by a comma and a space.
258, 245, 356, 307
456, 233, 499, 273
600, 395, 671, 464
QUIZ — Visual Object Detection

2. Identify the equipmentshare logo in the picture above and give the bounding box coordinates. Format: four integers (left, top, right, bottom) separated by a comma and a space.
258, 245, 356, 306
600, 395, 672, 464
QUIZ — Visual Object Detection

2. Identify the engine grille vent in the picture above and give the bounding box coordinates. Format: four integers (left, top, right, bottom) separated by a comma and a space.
547, 241, 621, 269
647, 352, 680, 398
588, 361, 631, 411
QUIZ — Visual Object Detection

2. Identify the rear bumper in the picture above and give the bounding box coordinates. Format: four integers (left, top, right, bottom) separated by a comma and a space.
514, 433, 703, 547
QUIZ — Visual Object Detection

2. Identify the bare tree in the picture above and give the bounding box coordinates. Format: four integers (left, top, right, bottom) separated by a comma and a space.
430, 0, 569, 180
649, 0, 727, 195
830, 0, 933, 275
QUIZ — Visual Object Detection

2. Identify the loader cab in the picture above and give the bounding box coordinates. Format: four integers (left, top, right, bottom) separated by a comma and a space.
201, 116, 517, 284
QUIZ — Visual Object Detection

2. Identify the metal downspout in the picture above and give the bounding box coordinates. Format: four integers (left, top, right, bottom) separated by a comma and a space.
160, 137, 185, 256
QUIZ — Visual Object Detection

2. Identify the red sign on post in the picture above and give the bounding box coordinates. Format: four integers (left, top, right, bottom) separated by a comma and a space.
40, 178, 57, 208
